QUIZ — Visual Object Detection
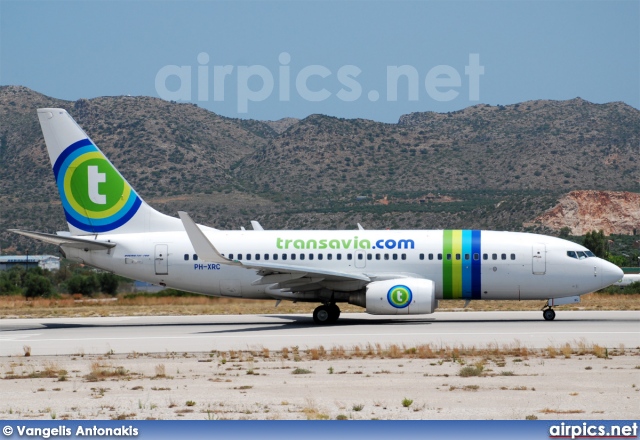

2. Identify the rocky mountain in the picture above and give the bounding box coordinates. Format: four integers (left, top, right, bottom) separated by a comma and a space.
0, 85, 639, 254
236, 98, 639, 197
532, 191, 640, 235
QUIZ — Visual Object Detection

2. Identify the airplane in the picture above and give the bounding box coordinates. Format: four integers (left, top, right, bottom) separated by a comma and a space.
612, 274, 640, 288
10, 108, 624, 324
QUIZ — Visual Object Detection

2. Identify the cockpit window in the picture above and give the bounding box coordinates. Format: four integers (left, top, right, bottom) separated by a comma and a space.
568, 250, 595, 259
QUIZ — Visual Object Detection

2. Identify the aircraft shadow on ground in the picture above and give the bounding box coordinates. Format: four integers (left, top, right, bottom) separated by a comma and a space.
193, 316, 440, 335
0, 315, 436, 334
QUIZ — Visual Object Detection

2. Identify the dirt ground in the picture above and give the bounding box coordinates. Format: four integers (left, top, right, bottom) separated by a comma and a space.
1, 345, 638, 420
0, 293, 637, 319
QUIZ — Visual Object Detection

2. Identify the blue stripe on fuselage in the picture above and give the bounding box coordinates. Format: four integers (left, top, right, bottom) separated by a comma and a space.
471, 230, 482, 299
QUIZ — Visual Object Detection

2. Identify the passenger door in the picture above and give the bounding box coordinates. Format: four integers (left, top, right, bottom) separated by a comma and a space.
155, 244, 169, 275
532, 244, 546, 275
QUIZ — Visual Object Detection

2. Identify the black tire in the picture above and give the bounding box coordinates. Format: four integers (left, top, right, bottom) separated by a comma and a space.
328, 304, 341, 323
543, 308, 556, 321
313, 305, 332, 325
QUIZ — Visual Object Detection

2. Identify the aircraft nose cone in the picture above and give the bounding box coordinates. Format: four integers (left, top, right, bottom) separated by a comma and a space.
600, 260, 624, 288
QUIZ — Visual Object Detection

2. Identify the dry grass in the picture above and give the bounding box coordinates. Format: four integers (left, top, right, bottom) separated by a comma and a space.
154, 364, 166, 378
301, 398, 329, 420
84, 362, 130, 382
195, 340, 632, 365
539, 408, 586, 414
0, 292, 637, 319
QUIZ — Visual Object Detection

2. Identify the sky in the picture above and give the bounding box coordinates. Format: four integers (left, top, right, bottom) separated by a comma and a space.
1, 0, 638, 123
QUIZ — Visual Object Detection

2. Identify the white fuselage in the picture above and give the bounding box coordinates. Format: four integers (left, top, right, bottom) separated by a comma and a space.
62, 229, 621, 302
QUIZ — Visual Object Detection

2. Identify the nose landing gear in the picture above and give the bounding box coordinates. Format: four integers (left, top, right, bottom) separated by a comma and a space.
312, 303, 341, 324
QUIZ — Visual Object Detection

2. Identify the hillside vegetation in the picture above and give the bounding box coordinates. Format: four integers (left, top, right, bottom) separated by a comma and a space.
0, 85, 638, 254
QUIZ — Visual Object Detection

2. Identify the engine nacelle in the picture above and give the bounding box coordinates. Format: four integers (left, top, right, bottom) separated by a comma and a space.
363, 278, 436, 315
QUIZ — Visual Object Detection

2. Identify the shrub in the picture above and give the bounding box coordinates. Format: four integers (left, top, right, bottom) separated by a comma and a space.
23, 273, 53, 298
459, 365, 483, 377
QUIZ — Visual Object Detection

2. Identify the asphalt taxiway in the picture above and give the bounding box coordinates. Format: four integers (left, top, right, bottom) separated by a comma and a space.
0, 311, 638, 356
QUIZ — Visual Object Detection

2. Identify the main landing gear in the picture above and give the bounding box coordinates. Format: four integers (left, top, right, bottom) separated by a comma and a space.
313, 303, 341, 325
542, 307, 556, 321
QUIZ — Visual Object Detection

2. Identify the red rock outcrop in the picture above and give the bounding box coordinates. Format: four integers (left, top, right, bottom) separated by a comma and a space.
534, 191, 640, 235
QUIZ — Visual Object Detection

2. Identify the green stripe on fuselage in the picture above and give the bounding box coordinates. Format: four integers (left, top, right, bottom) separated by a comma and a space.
443, 229, 465, 299
451, 229, 463, 299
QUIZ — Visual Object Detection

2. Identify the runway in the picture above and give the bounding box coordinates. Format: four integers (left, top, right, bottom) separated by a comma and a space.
0, 311, 638, 356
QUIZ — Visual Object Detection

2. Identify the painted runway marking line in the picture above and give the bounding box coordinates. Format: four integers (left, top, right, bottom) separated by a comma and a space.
0, 333, 41, 341
2, 331, 638, 343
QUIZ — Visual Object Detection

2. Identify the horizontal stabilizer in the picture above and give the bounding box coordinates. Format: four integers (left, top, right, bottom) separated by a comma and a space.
8, 229, 116, 250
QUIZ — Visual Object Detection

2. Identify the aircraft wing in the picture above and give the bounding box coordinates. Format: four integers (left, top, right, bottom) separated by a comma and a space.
178, 212, 371, 290
8, 229, 116, 250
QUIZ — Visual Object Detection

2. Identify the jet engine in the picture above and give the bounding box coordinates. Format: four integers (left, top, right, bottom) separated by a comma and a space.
349, 278, 436, 315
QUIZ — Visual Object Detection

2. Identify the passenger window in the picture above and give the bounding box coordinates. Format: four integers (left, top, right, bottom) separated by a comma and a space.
419, 253, 424, 260
356, 254, 362, 260
376, 254, 381, 260
492, 253, 497, 260
446, 254, 451, 260
264, 254, 269, 261
327, 254, 332, 260
184, 254, 189, 261
510, 253, 516, 260
393, 254, 398, 260
229, 253, 234, 260
300, 254, 305, 260
237, 254, 242, 260
401, 254, 406, 260
282, 254, 287, 261
483, 253, 488, 260
429, 254, 434, 260
501, 254, 506, 260
367, 253, 372, 260
273, 254, 278, 260
318, 254, 324, 260
309, 254, 314, 260
438, 253, 443, 260
246, 254, 251, 261
456, 254, 461, 261
255, 254, 260, 261
291, 254, 296, 260
337, 254, 342, 260
347, 254, 352, 260
193, 254, 198, 261
473, 253, 479, 261
384, 254, 389, 260
464, 254, 470, 260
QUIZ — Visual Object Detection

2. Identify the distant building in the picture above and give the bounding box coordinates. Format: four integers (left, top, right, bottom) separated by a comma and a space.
0, 255, 61, 271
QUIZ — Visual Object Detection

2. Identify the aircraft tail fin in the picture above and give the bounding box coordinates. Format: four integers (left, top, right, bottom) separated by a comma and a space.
37, 108, 182, 235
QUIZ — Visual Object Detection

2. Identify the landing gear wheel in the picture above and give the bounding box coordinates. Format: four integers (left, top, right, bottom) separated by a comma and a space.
543, 308, 556, 321
313, 305, 332, 325
328, 304, 341, 323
